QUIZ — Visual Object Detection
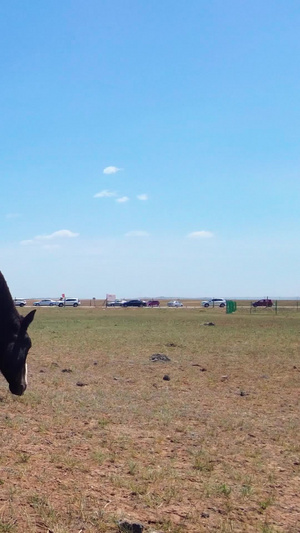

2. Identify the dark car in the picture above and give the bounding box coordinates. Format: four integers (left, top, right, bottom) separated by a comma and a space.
252, 298, 273, 308
146, 300, 160, 307
121, 299, 146, 307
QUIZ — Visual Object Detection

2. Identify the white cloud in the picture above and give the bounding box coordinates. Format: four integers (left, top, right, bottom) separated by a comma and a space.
125, 230, 150, 237
20, 239, 35, 246
41, 230, 79, 240
187, 231, 214, 239
20, 229, 79, 246
94, 190, 117, 198
103, 166, 122, 175
137, 194, 148, 201
116, 196, 129, 203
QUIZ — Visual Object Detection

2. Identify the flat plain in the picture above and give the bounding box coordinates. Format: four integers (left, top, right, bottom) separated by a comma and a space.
0, 305, 299, 532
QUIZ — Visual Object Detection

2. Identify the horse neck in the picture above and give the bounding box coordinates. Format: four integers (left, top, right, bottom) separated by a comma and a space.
0, 274, 20, 338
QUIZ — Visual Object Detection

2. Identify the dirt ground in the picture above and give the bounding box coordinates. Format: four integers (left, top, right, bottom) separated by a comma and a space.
0, 306, 299, 532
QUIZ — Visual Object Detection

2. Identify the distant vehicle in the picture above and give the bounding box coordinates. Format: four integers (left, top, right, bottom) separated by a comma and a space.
167, 300, 183, 307
146, 300, 160, 307
33, 299, 57, 307
107, 299, 127, 307
201, 298, 226, 308
14, 298, 27, 307
252, 298, 273, 308
57, 298, 81, 307
121, 299, 146, 307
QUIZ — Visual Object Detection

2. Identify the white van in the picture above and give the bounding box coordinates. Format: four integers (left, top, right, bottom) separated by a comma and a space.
57, 298, 80, 307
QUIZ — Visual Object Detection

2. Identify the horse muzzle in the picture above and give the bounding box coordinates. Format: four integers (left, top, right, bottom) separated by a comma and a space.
9, 382, 27, 396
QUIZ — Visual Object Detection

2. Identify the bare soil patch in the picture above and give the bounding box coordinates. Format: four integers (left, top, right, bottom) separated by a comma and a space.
0, 307, 299, 532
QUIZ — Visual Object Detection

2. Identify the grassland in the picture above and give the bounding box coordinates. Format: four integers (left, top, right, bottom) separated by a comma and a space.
0, 306, 299, 532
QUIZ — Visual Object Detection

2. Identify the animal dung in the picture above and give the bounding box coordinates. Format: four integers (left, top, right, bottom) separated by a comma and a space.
117, 519, 144, 532
150, 353, 171, 362
163, 374, 171, 381
192, 364, 207, 371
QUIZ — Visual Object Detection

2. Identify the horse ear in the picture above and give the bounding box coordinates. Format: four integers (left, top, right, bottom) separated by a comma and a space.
20, 310, 36, 332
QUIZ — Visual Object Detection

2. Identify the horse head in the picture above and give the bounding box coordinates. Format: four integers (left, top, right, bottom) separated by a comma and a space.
0, 272, 36, 395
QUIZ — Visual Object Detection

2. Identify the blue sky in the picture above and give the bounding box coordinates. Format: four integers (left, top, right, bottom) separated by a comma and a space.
1, 1, 300, 298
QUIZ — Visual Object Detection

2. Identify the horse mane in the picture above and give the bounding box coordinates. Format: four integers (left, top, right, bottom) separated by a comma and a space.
0, 271, 21, 332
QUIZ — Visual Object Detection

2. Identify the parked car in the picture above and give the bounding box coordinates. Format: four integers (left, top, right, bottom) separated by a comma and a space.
252, 298, 273, 308
56, 298, 81, 307
107, 299, 126, 307
167, 300, 183, 307
33, 299, 57, 306
201, 298, 226, 308
121, 299, 146, 307
146, 300, 160, 307
14, 298, 27, 307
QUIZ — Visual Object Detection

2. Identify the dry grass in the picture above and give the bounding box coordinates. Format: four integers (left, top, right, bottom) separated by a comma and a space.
0, 306, 299, 532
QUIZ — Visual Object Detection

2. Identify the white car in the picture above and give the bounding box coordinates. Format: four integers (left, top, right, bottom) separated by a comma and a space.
14, 298, 27, 307
107, 299, 127, 307
56, 298, 80, 307
33, 299, 57, 307
167, 300, 183, 307
201, 298, 226, 308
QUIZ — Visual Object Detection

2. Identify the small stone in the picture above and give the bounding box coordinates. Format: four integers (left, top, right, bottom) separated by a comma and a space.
163, 374, 170, 381
61, 368, 72, 373
201, 512, 210, 518
76, 381, 88, 387
221, 375, 228, 381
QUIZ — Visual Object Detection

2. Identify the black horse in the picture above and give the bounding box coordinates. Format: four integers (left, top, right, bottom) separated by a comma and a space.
0, 272, 35, 395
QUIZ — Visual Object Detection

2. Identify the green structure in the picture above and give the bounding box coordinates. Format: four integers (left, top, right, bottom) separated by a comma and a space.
226, 300, 237, 314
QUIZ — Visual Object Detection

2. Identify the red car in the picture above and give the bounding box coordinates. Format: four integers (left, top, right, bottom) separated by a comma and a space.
252, 299, 273, 308
146, 300, 160, 307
